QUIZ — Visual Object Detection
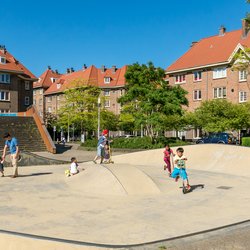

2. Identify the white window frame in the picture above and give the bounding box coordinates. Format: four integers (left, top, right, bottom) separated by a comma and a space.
0, 57, 6, 64
39, 89, 43, 94
57, 95, 60, 101
193, 71, 202, 82
213, 67, 227, 79
25, 81, 30, 90
104, 100, 110, 108
0, 91, 10, 101
104, 77, 111, 84
0, 73, 10, 83
239, 70, 247, 82
47, 107, 52, 113
213, 87, 227, 99
24, 96, 30, 106
175, 74, 186, 84
104, 90, 110, 96
193, 90, 202, 100
51, 78, 57, 83
239, 91, 247, 103
33, 90, 36, 96
47, 96, 52, 103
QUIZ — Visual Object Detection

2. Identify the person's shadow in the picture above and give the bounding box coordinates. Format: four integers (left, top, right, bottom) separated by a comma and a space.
9, 172, 53, 178
180, 184, 205, 193
55, 144, 72, 154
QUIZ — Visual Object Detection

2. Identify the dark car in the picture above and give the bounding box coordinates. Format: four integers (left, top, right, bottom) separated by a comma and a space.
196, 132, 237, 144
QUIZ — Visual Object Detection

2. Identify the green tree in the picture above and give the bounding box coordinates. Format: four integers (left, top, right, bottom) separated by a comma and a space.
118, 62, 188, 139
193, 99, 250, 132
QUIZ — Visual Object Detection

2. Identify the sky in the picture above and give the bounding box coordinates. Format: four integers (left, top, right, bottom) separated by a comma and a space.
0, 0, 249, 77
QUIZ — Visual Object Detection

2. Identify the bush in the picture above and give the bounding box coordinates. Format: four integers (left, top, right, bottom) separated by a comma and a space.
81, 136, 189, 149
242, 137, 250, 147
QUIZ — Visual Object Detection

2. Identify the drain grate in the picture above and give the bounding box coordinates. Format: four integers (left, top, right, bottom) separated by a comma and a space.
217, 186, 233, 190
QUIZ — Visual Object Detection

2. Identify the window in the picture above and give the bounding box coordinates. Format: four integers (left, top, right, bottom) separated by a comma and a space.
24, 96, 30, 106
47, 96, 52, 102
213, 87, 226, 98
193, 90, 202, 100
48, 107, 52, 113
104, 100, 110, 108
0, 109, 10, 113
0, 57, 6, 64
33, 90, 36, 96
34, 99, 36, 105
193, 71, 202, 81
0, 73, 10, 83
175, 74, 186, 84
239, 70, 247, 82
25, 81, 30, 90
39, 89, 43, 94
120, 89, 123, 96
104, 90, 110, 96
51, 78, 57, 83
0, 91, 10, 101
239, 91, 247, 103
39, 98, 42, 105
57, 95, 60, 101
213, 67, 227, 79
104, 77, 111, 84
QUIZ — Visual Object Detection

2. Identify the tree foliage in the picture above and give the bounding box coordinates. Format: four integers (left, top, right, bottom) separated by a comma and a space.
118, 62, 188, 138
193, 99, 250, 132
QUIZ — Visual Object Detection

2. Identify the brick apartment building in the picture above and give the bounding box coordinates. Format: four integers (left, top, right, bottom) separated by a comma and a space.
33, 66, 61, 118
166, 20, 250, 139
41, 65, 127, 117
0, 45, 37, 113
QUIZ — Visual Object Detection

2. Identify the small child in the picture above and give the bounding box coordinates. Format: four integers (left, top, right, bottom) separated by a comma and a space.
70, 157, 79, 175
163, 144, 174, 176
171, 147, 191, 191
0, 157, 4, 177
103, 143, 110, 163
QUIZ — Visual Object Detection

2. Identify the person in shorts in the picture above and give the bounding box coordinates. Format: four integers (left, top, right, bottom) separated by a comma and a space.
0, 156, 4, 177
171, 147, 191, 191
2, 132, 19, 178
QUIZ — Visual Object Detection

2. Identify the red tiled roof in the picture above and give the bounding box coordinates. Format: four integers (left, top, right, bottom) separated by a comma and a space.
44, 65, 127, 95
0, 49, 37, 79
166, 29, 250, 73
33, 68, 62, 89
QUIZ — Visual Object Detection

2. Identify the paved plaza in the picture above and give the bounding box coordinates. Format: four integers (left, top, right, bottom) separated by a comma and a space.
0, 144, 249, 249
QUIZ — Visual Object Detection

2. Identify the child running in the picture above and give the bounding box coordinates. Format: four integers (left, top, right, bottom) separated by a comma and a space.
171, 147, 191, 191
163, 144, 174, 176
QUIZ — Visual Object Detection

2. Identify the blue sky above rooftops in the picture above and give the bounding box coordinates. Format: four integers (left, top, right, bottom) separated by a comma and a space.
0, 0, 248, 76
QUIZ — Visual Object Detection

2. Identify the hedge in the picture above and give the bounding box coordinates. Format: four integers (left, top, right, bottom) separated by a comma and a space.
81, 136, 189, 150
242, 137, 250, 147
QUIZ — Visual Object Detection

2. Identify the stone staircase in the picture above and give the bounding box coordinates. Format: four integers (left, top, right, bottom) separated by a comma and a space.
0, 117, 47, 152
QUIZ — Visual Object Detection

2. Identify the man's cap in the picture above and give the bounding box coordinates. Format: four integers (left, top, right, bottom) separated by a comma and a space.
102, 129, 108, 135
3, 132, 10, 138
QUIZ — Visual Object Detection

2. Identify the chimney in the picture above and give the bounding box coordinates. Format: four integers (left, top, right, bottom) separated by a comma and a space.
101, 65, 106, 73
219, 25, 226, 36
242, 19, 250, 38
111, 65, 116, 73
47, 65, 51, 70
83, 64, 87, 70
190, 41, 198, 47
70, 67, 74, 73
55, 69, 59, 74
66, 68, 70, 74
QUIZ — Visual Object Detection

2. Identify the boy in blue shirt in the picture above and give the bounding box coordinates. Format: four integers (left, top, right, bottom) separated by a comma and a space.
2, 132, 19, 178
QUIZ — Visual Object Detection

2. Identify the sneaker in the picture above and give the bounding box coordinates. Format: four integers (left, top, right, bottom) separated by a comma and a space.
175, 176, 179, 182
93, 160, 97, 164
186, 184, 191, 191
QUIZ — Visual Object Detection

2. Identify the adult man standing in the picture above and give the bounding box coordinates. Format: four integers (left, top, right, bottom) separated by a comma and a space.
2, 132, 19, 178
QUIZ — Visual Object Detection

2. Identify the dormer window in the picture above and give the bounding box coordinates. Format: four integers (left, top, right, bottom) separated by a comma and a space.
104, 77, 111, 84
51, 78, 57, 83
0, 56, 6, 64
56, 83, 61, 89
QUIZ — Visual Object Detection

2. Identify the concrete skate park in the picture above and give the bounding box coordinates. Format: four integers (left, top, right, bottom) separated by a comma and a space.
0, 144, 250, 250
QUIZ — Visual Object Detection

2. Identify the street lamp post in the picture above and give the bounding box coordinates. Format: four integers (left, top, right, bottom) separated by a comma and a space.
67, 113, 70, 142
97, 97, 101, 139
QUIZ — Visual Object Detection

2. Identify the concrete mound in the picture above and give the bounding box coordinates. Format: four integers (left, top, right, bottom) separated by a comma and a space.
65, 163, 161, 196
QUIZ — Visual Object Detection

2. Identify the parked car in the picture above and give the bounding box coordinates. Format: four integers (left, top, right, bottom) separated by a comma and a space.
196, 132, 237, 144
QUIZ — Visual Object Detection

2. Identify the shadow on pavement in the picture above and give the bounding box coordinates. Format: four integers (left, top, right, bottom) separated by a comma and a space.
55, 144, 72, 154
15, 172, 53, 178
